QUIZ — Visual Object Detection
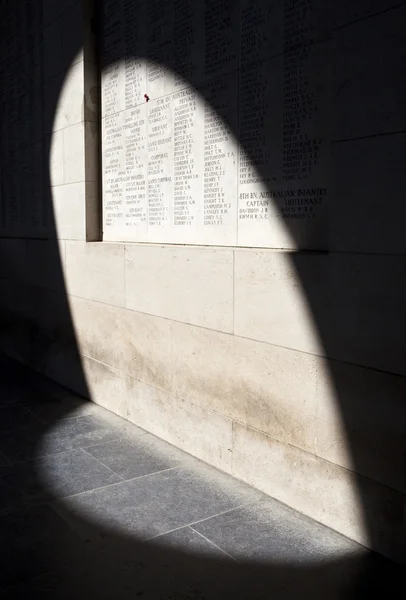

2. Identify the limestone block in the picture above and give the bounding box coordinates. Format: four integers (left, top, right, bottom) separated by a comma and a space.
43, 17, 63, 80
42, 0, 78, 28
25, 239, 66, 292
315, 358, 406, 495
53, 61, 84, 132
234, 248, 406, 375
65, 241, 125, 306
330, 133, 406, 254
0, 239, 26, 282
84, 121, 98, 182
333, 4, 406, 140
82, 355, 128, 418
234, 249, 325, 355
49, 130, 64, 186
126, 376, 233, 472
0, 281, 78, 380
63, 123, 85, 184
0, 238, 64, 291
61, 1, 85, 69
322, 253, 406, 375
85, 181, 101, 241
332, 0, 403, 29
51, 182, 86, 240
84, 60, 98, 123
124, 244, 233, 332
68, 296, 174, 390
45, 74, 64, 135
169, 321, 323, 455
231, 422, 406, 561
69, 298, 321, 455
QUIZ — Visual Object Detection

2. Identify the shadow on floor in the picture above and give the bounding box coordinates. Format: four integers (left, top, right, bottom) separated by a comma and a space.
0, 355, 404, 599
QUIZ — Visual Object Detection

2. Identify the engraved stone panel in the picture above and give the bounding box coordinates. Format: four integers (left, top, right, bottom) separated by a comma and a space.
333, 4, 406, 140
0, 0, 47, 237
101, 0, 333, 249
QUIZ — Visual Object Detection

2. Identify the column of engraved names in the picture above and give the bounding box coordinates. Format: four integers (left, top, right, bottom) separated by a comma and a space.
173, 88, 198, 227
147, 0, 173, 97
237, 1, 279, 225
204, 0, 238, 79
238, 61, 274, 223
203, 79, 235, 227
147, 97, 172, 227
103, 0, 122, 116
104, 114, 124, 227
124, 107, 147, 227
124, 0, 146, 110
282, 1, 323, 220
174, 0, 196, 87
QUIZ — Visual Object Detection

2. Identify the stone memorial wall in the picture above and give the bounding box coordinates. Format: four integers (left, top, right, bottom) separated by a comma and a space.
1, 0, 406, 562
101, 0, 330, 248
0, 0, 47, 237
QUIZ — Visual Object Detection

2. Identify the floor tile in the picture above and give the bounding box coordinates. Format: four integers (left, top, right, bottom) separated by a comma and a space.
84, 432, 191, 480
22, 394, 99, 422
27, 372, 74, 400
275, 551, 406, 599
152, 525, 233, 560
0, 412, 130, 463
0, 449, 121, 515
0, 403, 42, 431
0, 504, 81, 592
53, 464, 265, 542
1, 544, 272, 600
192, 496, 359, 564
0, 354, 403, 599
0, 382, 35, 406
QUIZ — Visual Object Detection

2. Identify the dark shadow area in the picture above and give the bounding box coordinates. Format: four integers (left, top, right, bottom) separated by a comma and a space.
1, 0, 406, 597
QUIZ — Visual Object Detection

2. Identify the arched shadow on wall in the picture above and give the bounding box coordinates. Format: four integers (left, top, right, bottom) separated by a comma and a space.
0, 0, 405, 597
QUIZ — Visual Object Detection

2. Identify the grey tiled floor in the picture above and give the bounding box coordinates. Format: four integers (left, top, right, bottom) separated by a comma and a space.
0, 356, 404, 599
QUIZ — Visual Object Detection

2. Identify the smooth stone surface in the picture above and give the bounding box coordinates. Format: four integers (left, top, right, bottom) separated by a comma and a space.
192, 497, 360, 563
124, 243, 234, 332
235, 248, 406, 376
69, 296, 323, 456
63, 122, 85, 184
231, 422, 406, 560
330, 134, 406, 254
0, 449, 120, 515
22, 394, 99, 423
126, 374, 235, 473
333, 4, 406, 140
51, 182, 86, 241
0, 404, 42, 432
234, 249, 326, 355
52, 61, 84, 132
50, 129, 64, 186
81, 355, 130, 418
54, 464, 266, 541
0, 504, 80, 591
152, 525, 233, 560
84, 433, 191, 480
65, 241, 126, 307
277, 551, 406, 599
0, 355, 403, 598
0, 412, 134, 463
101, 1, 330, 250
